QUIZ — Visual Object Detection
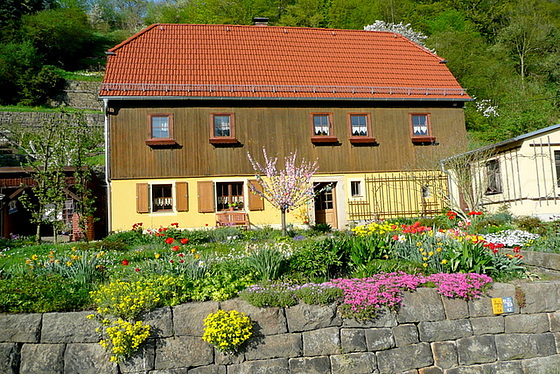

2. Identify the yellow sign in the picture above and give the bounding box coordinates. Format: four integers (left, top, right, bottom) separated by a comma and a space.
492, 298, 504, 314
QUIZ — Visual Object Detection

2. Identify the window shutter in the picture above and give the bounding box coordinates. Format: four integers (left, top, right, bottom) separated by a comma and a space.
176, 182, 189, 212
197, 181, 215, 213
136, 183, 149, 213
247, 179, 264, 211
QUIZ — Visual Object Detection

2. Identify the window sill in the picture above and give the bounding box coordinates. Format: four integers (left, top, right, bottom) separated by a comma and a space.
146, 138, 177, 146
311, 136, 338, 144
350, 136, 377, 145
210, 137, 239, 145
411, 136, 437, 145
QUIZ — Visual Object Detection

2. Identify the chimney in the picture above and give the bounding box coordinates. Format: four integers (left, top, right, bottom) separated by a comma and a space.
252, 17, 269, 26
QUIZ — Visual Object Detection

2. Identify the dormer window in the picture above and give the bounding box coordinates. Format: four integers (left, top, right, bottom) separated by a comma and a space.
311, 113, 337, 143
146, 113, 176, 146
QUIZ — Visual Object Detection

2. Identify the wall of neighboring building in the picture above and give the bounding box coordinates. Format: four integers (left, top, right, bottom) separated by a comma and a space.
2, 280, 560, 373
479, 130, 560, 219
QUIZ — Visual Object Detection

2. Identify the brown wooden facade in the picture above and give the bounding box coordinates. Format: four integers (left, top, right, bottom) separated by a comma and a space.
108, 100, 467, 180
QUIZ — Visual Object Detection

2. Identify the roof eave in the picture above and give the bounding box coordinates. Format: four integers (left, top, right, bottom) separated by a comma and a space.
99, 95, 473, 102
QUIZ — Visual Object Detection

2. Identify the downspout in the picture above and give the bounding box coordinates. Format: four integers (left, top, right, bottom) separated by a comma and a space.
104, 98, 112, 233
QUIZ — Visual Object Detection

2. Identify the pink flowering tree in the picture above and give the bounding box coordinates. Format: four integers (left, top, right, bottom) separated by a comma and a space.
247, 148, 318, 236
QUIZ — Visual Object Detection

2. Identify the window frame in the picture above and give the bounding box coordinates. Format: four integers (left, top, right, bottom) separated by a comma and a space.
215, 181, 245, 211
409, 113, 436, 144
310, 113, 337, 143
555, 150, 560, 188
348, 113, 376, 144
485, 159, 503, 195
210, 113, 238, 144
350, 180, 362, 198
146, 113, 176, 146
151, 183, 174, 212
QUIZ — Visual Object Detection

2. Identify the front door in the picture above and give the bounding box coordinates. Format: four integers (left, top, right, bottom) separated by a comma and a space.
314, 182, 337, 229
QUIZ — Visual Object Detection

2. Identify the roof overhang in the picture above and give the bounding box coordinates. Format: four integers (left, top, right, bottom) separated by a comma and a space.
99, 95, 472, 102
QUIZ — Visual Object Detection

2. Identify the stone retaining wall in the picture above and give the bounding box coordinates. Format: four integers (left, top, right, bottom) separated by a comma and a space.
53, 80, 103, 110
1, 281, 560, 373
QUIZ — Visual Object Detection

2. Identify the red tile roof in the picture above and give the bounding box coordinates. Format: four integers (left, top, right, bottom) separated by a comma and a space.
100, 24, 468, 100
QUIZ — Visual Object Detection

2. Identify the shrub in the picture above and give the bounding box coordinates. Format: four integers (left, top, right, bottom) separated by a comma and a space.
239, 283, 298, 307
203, 310, 253, 354
246, 242, 292, 281
514, 216, 544, 234
288, 237, 345, 281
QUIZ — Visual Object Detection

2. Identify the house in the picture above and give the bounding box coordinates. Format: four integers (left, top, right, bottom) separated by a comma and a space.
100, 22, 470, 231
444, 124, 560, 220
0, 167, 107, 240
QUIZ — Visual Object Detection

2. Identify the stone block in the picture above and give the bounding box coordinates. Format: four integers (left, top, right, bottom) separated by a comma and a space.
288, 356, 330, 374
119, 339, 155, 373
340, 328, 367, 353
555, 332, 560, 354
431, 341, 457, 369
0, 343, 19, 374
376, 343, 433, 373
517, 282, 560, 313
418, 319, 472, 342
521, 354, 560, 374
20, 343, 64, 374
445, 365, 484, 374
214, 350, 244, 365
442, 297, 469, 320
302, 327, 340, 356
496, 333, 556, 360
341, 308, 397, 328
228, 358, 289, 374
365, 328, 395, 351
220, 299, 287, 336
64, 343, 117, 374
143, 306, 173, 338
330, 352, 377, 374
285, 303, 341, 332
0, 314, 41, 343
481, 361, 523, 374
504, 313, 549, 333
172, 301, 219, 336
456, 335, 496, 365
392, 324, 418, 347
154, 336, 213, 370
244, 333, 301, 360
418, 367, 444, 374
549, 311, 560, 332
397, 288, 446, 323
468, 283, 516, 318
470, 316, 504, 335
188, 366, 227, 374
41, 311, 98, 343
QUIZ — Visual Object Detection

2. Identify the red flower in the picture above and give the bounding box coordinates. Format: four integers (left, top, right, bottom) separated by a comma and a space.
165, 237, 174, 245
513, 246, 521, 253
122, 259, 129, 266
135, 268, 140, 272
181, 238, 188, 245
163, 228, 168, 231
158, 228, 163, 232
205, 223, 208, 226
179, 259, 184, 263
172, 245, 179, 251
178, 253, 184, 257
392, 235, 399, 240
171, 222, 179, 227
391, 225, 397, 230
492, 249, 498, 254
170, 260, 174, 263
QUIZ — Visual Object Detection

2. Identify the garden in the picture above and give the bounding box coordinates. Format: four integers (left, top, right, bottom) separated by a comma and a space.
1, 210, 559, 362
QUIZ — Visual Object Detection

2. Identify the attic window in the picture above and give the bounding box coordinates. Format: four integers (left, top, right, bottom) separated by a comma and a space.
210, 113, 238, 145
311, 113, 337, 144
146, 113, 176, 146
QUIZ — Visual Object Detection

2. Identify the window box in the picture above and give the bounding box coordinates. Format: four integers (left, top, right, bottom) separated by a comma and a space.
349, 136, 377, 145
311, 135, 338, 144
411, 136, 437, 144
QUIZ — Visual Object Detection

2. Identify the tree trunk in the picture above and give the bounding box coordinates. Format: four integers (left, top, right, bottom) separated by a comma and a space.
35, 223, 41, 244
281, 208, 287, 236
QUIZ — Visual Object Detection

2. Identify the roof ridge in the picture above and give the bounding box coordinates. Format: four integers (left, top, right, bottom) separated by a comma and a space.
108, 23, 159, 53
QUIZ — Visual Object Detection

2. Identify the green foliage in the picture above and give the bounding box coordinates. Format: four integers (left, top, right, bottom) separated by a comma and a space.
346, 234, 393, 270
350, 258, 424, 278
288, 237, 345, 281
444, 239, 494, 275
311, 223, 332, 234
19, 65, 65, 106
245, 242, 290, 281
0, 273, 91, 313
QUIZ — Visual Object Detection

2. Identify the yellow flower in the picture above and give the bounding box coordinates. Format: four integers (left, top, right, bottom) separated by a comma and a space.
442, 259, 448, 265
428, 251, 434, 256
31, 254, 38, 261
155, 253, 161, 259
66, 261, 72, 266
436, 247, 442, 252
422, 263, 428, 267
26, 259, 31, 265
423, 257, 428, 261
72, 246, 76, 251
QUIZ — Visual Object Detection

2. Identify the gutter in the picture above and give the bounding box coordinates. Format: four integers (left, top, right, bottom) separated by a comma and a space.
103, 99, 112, 233
97, 95, 473, 102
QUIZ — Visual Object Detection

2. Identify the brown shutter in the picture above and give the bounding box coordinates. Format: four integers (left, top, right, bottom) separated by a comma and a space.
197, 181, 215, 213
176, 182, 189, 212
247, 179, 264, 211
136, 183, 149, 213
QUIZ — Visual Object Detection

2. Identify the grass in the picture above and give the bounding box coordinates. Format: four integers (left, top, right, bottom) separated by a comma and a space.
0, 105, 102, 114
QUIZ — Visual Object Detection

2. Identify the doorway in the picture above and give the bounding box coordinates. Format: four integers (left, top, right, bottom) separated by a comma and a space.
314, 182, 338, 229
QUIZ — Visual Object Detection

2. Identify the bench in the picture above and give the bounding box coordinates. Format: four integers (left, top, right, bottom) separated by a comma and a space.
215, 211, 250, 229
